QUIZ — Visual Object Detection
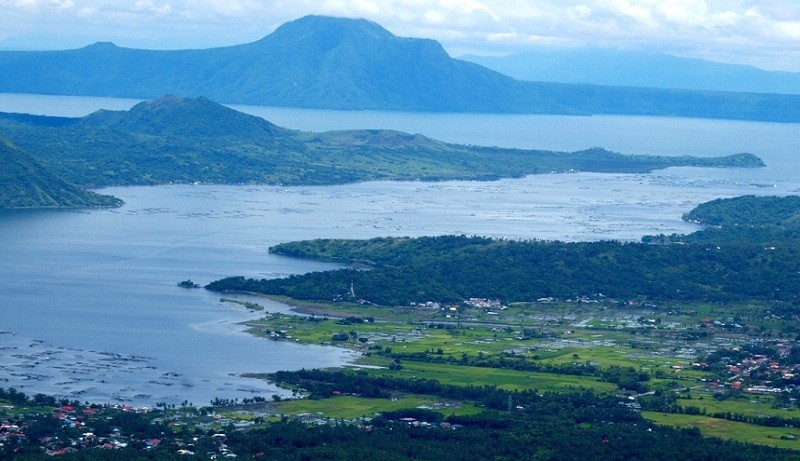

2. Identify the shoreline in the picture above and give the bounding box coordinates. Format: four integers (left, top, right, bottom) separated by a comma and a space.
217, 291, 361, 320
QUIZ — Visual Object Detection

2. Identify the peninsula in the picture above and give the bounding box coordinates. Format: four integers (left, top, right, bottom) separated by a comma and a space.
0, 95, 765, 190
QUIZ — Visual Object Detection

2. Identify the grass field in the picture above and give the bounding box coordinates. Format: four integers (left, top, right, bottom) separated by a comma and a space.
272, 395, 481, 420
675, 393, 800, 420
0, 402, 54, 416
361, 360, 618, 393
643, 411, 800, 451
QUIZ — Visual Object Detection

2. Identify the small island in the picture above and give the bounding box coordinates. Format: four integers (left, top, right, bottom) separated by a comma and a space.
177, 279, 201, 289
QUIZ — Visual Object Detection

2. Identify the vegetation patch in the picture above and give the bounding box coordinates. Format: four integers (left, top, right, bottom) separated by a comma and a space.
644, 411, 800, 451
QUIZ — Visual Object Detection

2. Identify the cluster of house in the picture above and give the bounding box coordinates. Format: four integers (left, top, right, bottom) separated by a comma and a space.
0, 416, 24, 451
700, 345, 800, 397
464, 298, 503, 309
0, 402, 250, 458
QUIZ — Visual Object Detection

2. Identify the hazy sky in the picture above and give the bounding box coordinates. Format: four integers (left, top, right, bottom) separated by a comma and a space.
2, 0, 799, 71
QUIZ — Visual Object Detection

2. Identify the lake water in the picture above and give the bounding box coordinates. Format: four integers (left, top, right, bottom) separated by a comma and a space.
1, 93, 799, 406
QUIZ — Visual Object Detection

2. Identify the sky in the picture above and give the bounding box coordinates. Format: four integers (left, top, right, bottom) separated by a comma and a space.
1, 0, 800, 72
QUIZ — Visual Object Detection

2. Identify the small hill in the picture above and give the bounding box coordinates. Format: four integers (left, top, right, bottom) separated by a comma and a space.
0, 137, 121, 208
642, 195, 800, 244
80, 95, 287, 138
0, 16, 799, 121
302, 129, 445, 149
683, 195, 800, 228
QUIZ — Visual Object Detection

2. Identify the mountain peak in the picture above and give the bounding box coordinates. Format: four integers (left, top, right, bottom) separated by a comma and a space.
83, 41, 119, 51
3, 17, 800, 120
134, 94, 215, 112
146, 93, 185, 107
250, 15, 411, 57
267, 15, 395, 42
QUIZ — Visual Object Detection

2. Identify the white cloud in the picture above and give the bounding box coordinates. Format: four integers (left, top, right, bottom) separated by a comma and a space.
2, 0, 73, 9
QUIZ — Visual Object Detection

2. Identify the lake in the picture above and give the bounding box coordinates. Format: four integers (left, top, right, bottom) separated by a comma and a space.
1, 93, 799, 406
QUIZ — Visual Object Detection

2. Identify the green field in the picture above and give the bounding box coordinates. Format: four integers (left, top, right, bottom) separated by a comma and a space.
244, 312, 420, 346
0, 402, 54, 417
675, 393, 800, 420
644, 412, 800, 451
534, 343, 691, 370
360, 360, 618, 393
272, 395, 481, 420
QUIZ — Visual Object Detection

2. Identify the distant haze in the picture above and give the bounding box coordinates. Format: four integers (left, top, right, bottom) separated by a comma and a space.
462, 49, 800, 94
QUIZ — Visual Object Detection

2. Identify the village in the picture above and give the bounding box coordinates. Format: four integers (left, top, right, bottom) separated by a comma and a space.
0, 398, 259, 458
1, 389, 484, 459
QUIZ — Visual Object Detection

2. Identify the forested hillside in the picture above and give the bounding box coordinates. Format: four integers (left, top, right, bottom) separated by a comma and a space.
462, 49, 800, 94
644, 195, 800, 244
0, 137, 121, 208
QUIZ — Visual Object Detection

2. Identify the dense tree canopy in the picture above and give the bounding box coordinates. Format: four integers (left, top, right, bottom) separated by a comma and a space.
207, 235, 800, 305
645, 195, 800, 244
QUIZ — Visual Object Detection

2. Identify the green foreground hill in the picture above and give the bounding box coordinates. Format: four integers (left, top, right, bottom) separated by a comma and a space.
0, 95, 765, 189
0, 137, 121, 209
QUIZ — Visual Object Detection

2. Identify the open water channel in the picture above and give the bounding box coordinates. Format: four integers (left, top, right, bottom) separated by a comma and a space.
1, 93, 799, 406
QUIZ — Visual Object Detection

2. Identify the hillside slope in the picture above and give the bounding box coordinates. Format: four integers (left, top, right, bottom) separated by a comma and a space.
0, 137, 121, 208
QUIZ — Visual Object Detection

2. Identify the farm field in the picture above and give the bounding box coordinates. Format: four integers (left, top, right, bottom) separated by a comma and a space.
226, 292, 800, 451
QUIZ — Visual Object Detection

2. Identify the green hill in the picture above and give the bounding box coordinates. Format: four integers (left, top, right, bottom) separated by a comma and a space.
0, 137, 121, 208
683, 195, 800, 228
643, 195, 800, 244
0, 16, 799, 122
80, 95, 288, 138
0, 95, 764, 188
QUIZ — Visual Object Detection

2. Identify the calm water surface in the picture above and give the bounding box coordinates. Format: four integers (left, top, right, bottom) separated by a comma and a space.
1, 93, 799, 405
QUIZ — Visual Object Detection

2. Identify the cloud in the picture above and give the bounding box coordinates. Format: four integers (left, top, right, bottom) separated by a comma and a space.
459, 1, 800, 70
2, 0, 74, 9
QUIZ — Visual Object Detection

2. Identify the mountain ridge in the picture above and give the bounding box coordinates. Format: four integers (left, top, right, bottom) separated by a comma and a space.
462, 49, 800, 95
0, 15, 799, 121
